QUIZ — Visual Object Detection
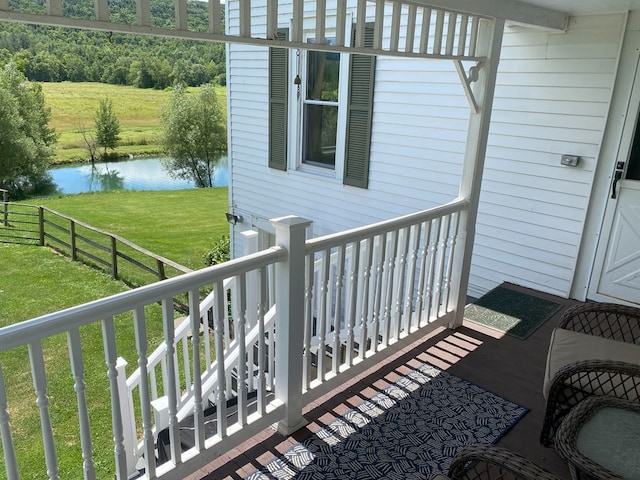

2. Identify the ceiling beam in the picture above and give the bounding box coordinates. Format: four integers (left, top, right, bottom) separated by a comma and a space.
404, 0, 569, 31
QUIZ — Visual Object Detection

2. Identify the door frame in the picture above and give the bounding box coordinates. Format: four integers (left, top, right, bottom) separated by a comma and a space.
581, 13, 640, 304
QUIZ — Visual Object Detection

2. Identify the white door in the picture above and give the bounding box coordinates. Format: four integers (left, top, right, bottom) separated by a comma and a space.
596, 181, 640, 304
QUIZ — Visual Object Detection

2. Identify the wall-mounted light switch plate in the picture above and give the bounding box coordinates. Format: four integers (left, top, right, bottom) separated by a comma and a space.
561, 154, 580, 167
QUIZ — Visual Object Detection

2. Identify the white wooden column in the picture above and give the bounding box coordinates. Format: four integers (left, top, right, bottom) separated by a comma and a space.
449, 17, 505, 328
271, 216, 312, 435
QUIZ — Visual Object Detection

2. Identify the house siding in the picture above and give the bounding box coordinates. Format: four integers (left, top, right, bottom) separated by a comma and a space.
226, 5, 625, 298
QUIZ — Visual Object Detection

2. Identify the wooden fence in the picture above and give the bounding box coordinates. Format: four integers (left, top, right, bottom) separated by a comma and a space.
0, 199, 192, 289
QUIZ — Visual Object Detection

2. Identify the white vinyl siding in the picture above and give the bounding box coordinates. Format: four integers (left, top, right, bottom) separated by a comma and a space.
468, 14, 624, 297
227, 7, 625, 299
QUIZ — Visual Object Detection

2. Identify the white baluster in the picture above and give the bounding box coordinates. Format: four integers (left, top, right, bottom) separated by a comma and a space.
384, 231, 398, 343
67, 328, 96, 480
316, 0, 326, 44
175, 0, 187, 30
292, 0, 303, 43
239, 0, 251, 38
443, 212, 460, 313
209, 0, 222, 34
345, 242, 360, 366
188, 289, 205, 453
132, 306, 156, 479
317, 249, 330, 382
213, 281, 228, 438
433, 214, 451, 317
420, 8, 432, 54
94, 0, 109, 22
332, 245, 346, 374
416, 221, 431, 327
160, 299, 181, 466
445, 12, 457, 55
371, 233, 387, 351
303, 253, 314, 389
115, 358, 137, 477
358, 238, 373, 359
458, 15, 469, 56
389, 2, 401, 52
433, 10, 445, 55
336, 0, 346, 47
235, 274, 248, 426
101, 318, 128, 479
426, 218, 441, 322
28, 342, 60, 480
257, 267, 268, 415
405, 4, 417, 53
404, 224, 421, 333
354, 0, 366, 47
373, 0, 384, 50
468, 17, 479, 57
0, 363, 19, 479
394, 227, 410, 338
266, 0, 278, 38
136, 0, 151, 26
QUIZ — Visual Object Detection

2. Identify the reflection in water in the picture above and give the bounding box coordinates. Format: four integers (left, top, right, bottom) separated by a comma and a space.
49, 156, 228, 194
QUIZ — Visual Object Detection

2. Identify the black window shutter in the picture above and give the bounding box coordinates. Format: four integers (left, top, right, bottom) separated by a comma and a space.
344, 23, 375, 188
268, 29, 289, 171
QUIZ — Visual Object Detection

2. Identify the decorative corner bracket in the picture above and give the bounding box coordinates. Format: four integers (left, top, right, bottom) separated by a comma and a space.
454, 60, 483, 114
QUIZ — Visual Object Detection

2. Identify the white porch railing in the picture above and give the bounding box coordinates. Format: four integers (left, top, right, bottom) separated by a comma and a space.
0, 198, 467, 479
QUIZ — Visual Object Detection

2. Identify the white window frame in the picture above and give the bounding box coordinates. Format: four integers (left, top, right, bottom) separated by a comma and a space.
287, 17, 352, 181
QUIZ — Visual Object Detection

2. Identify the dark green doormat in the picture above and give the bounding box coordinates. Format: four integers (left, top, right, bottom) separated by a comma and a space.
464, 284, 562, 339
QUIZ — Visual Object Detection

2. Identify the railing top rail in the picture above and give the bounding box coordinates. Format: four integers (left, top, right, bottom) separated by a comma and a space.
0, 246, 285, 352
40, 206, 192, 274
305, 197, 468, 253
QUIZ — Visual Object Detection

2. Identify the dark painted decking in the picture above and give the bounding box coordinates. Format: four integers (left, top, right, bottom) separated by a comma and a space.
186, 285, 579, 480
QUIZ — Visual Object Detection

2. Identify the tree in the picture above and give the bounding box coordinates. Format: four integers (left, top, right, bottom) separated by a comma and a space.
162, 84, 227, 187
0, 62, 56, 198
95, 97, 120, 158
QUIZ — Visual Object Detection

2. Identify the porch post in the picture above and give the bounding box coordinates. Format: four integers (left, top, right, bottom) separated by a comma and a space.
271, 215, 312, 435
449, 17, 505, 328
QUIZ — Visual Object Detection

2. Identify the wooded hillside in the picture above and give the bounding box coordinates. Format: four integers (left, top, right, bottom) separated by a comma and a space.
0, 0, 226, 87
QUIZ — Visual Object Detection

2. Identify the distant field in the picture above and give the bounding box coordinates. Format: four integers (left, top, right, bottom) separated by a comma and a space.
42, 82, 227, 163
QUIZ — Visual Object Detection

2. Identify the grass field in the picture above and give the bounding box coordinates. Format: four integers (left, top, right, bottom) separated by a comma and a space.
0, 188, 230, 478
42, 82, 227, 164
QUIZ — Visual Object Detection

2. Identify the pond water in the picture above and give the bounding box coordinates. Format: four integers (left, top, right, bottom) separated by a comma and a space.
48, 156, 228, 194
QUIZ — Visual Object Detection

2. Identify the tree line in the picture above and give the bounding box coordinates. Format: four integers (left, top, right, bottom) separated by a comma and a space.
0, 0, 226, 88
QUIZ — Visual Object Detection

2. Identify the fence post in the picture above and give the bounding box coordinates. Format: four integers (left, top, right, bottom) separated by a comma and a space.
115, 358, 138, 479
271, 216, 312, 435
110, 236, 118, 279
38, 208, 44, 246
156, 260, 166, 281
70, 220, 77, 261
1, 190, 7, 227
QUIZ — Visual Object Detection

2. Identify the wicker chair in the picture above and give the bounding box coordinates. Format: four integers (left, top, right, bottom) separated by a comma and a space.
431, 444, 562, 480
539, 302, 640, 447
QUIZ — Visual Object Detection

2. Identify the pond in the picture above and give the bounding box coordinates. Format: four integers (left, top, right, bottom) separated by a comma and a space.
48, 156, 228, 194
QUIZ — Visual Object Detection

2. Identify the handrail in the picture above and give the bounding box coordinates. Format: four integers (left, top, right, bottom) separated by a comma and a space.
0, 246, 285, 352
306, 198, 468, 252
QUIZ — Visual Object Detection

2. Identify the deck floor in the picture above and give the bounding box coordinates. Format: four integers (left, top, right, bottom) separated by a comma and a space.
186, 285, 580, 479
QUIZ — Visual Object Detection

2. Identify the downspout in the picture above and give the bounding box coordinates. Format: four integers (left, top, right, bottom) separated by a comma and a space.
449, 17, 505, 328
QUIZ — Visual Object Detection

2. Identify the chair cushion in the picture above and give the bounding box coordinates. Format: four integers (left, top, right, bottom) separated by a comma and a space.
543, 328, 640, 398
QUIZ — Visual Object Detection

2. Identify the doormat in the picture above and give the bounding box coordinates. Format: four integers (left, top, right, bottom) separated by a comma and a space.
245, 362, 527, 479
465, 284, 562, 339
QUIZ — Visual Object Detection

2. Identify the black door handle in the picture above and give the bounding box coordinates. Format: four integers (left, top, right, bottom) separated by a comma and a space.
611, 170, 623, 199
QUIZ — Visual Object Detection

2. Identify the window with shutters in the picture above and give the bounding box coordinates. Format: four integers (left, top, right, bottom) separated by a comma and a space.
269, 23, 375, 188
301, 39, 340, 169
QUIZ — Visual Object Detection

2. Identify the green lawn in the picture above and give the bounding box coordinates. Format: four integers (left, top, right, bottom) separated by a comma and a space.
42, 82, 227, 163
0, 188, 230, 478
35, 188, 230, 270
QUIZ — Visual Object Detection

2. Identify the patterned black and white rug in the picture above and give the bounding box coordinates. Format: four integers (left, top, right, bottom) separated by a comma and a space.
246, 362, 527, 480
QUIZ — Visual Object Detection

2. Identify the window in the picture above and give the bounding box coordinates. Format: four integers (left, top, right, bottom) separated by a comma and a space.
269, 23, 375, 188
302, 43, 340, 169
